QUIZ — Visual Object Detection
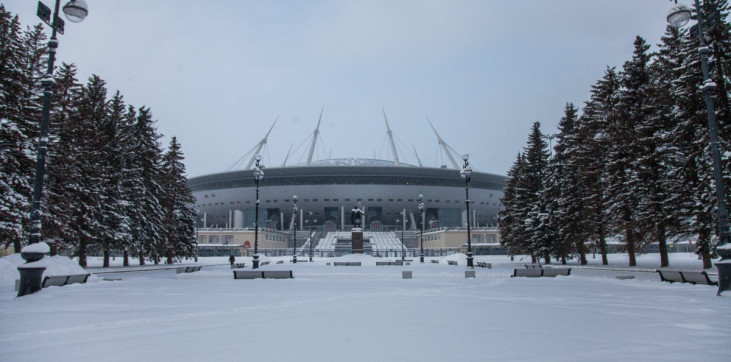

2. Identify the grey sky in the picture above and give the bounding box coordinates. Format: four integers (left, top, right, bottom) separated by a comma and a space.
6, 0, 675, 177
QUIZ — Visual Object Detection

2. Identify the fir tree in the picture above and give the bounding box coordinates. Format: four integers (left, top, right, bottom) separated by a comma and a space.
0, 6, 31, 252
159, 137, 198, 263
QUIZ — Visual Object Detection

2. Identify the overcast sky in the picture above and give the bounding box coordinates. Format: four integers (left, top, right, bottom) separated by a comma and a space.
6, 0, 677, 177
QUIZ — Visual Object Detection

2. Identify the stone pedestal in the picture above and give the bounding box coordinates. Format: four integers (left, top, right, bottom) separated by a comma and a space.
351, 229, 363, 254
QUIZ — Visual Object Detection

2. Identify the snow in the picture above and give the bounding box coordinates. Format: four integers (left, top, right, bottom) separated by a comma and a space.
1, 253, 729, 362
20, 242, 50, 254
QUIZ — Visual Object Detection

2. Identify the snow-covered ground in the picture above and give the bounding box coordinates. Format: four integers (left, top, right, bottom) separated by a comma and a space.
1, 253, 729, 362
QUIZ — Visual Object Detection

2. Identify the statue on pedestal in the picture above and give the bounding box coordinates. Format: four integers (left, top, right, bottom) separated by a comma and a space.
350, 205, 364, 229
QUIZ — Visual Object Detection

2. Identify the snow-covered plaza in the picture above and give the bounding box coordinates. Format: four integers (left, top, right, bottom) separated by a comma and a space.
1, 253, 729, 362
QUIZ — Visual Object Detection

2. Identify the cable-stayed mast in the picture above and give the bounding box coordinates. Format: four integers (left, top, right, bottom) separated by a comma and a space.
244, 119, 277, 170
383, 108, 400, 166
427, 117, 460, 170
306, 108, 323, 166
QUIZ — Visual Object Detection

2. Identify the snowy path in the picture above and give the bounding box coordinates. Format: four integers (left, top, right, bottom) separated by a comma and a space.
1, 253, 729, 362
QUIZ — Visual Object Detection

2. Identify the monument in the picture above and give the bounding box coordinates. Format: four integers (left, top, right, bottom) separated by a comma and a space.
350, 205, 364, 254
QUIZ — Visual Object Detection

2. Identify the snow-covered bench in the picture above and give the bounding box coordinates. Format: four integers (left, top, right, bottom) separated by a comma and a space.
333, 262, 361, 266
542, 268, 571, 277
524, 264, 542, 269
42, 273, 90, 288
512, 269, 542, 278
230, 263, 246, 269
176, 266, 202, 274
476, 262, 492, 269
512, 268, 571, 278
657, 270, 717, 285
376, 261, 404, 266
233, 270, 294, 279
431, 260, 439, 264
447, 260, 458, 266
679, 271, 717, 285
657, 270, 684, 283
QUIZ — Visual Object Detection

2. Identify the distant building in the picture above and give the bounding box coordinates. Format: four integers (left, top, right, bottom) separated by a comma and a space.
188, 116, 507, 256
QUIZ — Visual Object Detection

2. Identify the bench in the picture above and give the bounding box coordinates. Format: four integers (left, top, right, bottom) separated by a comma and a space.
542, 268, 571, 277
230, 263, 246, 269
512, 269, 543, 278
679, 271, 717, 285
512, 268, 571, 278
657, 270, 717, 285
524, 264, 542, 269
261, 261, 270, 266
476, 262, 492, 269
431, 260, 439, 264
233, 270, 294, 279
42, 273, 91, 288
657, 270, 684, 283
333, 262, 361, 266
276, 260, 284, 264
376, 261, 404, 266
447, 260, 458, 266
176, 266, 202, 274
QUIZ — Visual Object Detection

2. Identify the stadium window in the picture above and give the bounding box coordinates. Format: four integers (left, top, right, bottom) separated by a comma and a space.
324, 198, 330, 201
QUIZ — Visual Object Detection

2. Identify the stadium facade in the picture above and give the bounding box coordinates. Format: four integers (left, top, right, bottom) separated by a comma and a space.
188, 116, 507, 255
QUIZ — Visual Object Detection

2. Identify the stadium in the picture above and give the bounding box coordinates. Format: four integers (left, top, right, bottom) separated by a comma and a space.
188, 116, 508, 257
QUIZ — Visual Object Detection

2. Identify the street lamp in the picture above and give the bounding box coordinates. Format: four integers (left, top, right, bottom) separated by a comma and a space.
292, 195, 298, 264
252, 155, 264, 269
418, 195, 425, 263
461, 154, 474, 268
395, 217, 405, 261
307, 211, 314, 262
667, 1, 731, 295
18, 0, 88, 297
400, 212, 406, 261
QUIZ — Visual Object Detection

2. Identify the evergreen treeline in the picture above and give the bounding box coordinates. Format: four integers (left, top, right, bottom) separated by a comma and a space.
0, 6, 198, 266
499, 1, 731, 269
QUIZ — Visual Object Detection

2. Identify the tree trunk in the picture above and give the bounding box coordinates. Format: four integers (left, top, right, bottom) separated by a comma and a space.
531, 254, 537, 264
139, 250, 145, 266
599, 223, 608, 265
13, 240, 21, 254
626, 228, 636, 267
77, 239, 88, 268
123, 249, 129, 266
697, 231, 712, 269
103, 249, 110, 268
658, 224, 668, 268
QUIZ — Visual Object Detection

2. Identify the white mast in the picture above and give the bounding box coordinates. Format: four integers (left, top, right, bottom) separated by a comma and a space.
306, 108, 323, 166
428, 117, 460, 170
245, 119, 277, 170
383, 108, 400, 166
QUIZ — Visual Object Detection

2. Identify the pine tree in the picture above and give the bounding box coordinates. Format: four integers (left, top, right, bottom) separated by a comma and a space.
97, 91, 129, 267
548, 103, 588, 264
522, 122, 551, 263
125, 106, 165, 265
499, 153, 530, 258
0, 6, 31, 252
576, 67, 621, 265
43, 63, 82, 254
61, 75, 108, 267
159, 137, 198, 263
604, 36, 653, 267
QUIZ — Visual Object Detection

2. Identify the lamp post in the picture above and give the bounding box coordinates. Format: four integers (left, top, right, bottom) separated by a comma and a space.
252, 155, 264, 269
418, 195, 425, 263
292, 195, 298, 264
18, 0, 88, 298
667, 1, 731, 295
400, 212, 406, 261
307, 211, 314, 262
461, 154, 474, 268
